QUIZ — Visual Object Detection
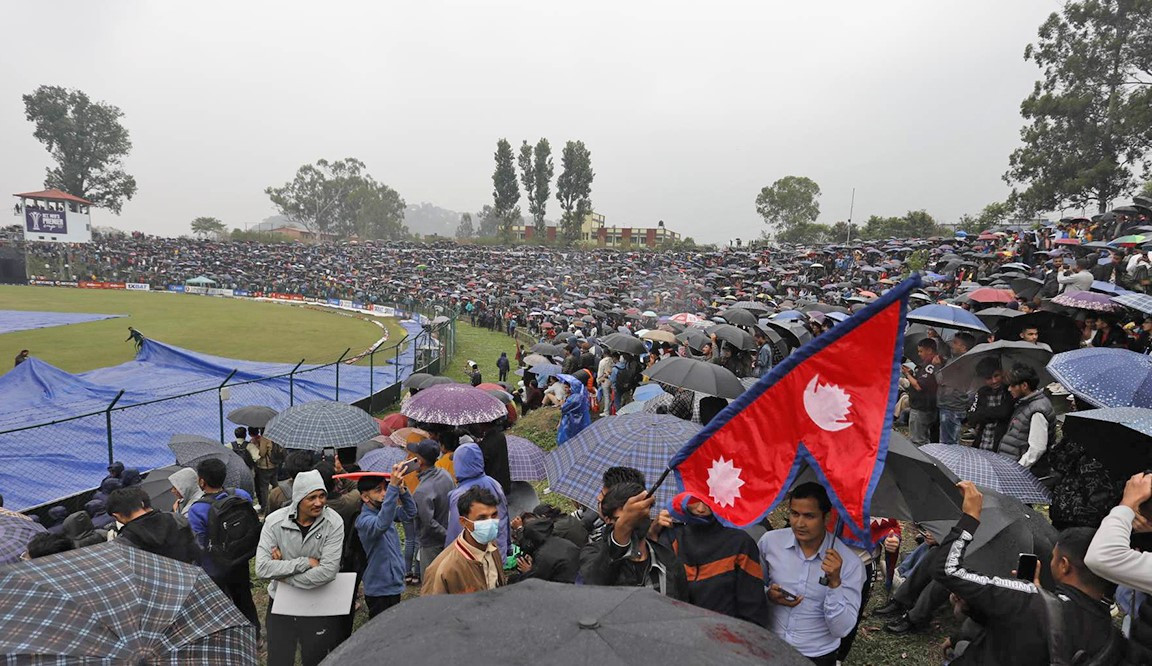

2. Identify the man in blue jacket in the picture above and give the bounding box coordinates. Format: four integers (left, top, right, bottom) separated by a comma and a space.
355, 464, 416, 618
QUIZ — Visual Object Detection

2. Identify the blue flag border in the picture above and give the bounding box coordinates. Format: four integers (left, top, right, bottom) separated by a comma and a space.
668, 274, 921, 537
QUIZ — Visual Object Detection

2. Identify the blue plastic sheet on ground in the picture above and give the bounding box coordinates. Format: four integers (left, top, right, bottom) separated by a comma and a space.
0, 319, 427, 510
0, 310, 125, 335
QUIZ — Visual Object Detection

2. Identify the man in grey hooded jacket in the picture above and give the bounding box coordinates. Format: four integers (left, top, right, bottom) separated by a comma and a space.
255, 469, 345, 666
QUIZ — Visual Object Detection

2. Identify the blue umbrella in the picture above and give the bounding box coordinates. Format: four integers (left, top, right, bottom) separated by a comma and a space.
1048, 347, 1152, 408
633, 383, 665, 402
1090, 281, 1130, 296
529, 362, 563, 380
544, 414, 701, 511
771, 310, 806, 321
359, 445, 410, 472
906, 304, 991, 334
506, 435, 547, 482
919, 444, 1050, 504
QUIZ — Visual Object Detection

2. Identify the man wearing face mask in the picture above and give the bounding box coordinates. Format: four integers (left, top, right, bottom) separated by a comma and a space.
422, 487, 506, 595
355, 464, 416, 617
579, 482, 689, 601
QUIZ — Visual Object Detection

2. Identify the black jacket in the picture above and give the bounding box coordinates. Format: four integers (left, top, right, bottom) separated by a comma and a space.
660, 518, 769, 627
62, 511, 106, 548
477, 429, 512, 496
117, 510, 201, 565
931, 514, 1114, 666
579, 527, 689, 601
512, 518, 580, 584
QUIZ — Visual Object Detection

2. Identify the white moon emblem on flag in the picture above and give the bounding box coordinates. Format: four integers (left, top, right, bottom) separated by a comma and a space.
803, 375, 853, 432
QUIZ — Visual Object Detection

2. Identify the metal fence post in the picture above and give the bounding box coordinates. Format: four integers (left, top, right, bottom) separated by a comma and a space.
105, 390, 125, 465
289, 359, 305, 405
218, 369, 238, 443
334, 348, 350, 401
369, 346, 375, 398
394, 340, 401, 384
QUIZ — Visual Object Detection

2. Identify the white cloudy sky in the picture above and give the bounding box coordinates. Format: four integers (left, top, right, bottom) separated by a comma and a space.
0, 0, 1067, 242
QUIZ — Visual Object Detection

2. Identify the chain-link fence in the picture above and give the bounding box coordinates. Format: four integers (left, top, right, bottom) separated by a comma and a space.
4, 301, 457, 514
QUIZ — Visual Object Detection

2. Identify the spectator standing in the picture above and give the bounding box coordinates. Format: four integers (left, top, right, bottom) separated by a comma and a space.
107, 487, 199, 565
407, 439, 455, 577
902, 338, 941, 445
496, 352, 510, 382
444, 443, 509, 556
998, 364, 1056, 468
969, 358, 1014, 453
936, 332, 974, 445
251, 428, 279, 514
422, 487, 506, 595
354, 466, 416, 618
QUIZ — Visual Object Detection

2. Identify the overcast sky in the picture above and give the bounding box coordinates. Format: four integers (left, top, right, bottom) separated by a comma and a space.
0, 1, 1066, 242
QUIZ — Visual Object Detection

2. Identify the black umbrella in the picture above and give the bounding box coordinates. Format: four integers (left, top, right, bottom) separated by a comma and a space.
320, 579, 808, 665
600, 332, 647, 356
1063, 407, 1152, 480
765, 320, 811, 349
532, 342, 565, 356
644, 357, 746, 399
139, 464, 186, 512
719, 307, 759, 328
168, 435, 256, 495
675, 328, 709, 351
997, 310, 1080, 353
0, 543, 257, 663
937, 340, 1054, 392
402, 372, 433, 390
226, 405, 278, 428
706, 324, 757, 351
974, 307, 1023, 332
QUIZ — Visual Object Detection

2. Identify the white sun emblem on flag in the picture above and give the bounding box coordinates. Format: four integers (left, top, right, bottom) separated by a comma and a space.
706, 456, 745, 508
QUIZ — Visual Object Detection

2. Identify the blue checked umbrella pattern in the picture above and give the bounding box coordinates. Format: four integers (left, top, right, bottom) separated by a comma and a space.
545, 414, 701, 511
1113, 292, 1152, 315
1048, 347, 1152, 408
402, 383, 508, 426
0, 542, 257, 664
359, 445, 411, 473
920, 444, 1051, 504
264, 400, 380, 451
506, 435, 547, 482
0, 510, 46, 565
167, 435, 256, 495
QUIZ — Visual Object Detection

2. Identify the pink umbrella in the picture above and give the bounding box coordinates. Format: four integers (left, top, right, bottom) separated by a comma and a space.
669, 312, 702, 324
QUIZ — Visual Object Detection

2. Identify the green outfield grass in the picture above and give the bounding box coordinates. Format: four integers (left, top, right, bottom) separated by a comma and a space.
0, 285, 406, 374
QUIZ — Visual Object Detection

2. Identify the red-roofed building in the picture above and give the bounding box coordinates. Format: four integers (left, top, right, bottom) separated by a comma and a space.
12, 189, 94, 243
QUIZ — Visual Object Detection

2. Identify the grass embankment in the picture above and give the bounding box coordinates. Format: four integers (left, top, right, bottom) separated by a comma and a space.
0, 285, 405, 374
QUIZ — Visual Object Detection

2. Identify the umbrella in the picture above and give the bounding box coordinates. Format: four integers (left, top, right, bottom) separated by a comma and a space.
420, 375, 456, 388
764, 320, 811, 349
967, 287, 1016, 304
644, 357, 745, 399
1048, 347, 1152, 408
719, 307, 759, 328
707, 324, 757, 351
0, 542, 257, 664
402, 372, 433, 390
1112, 292, 1152, 315
531, 342, 565, 356
264, 400, 381, 452
1063, 407, 1152, 480
320, 579, 808, 665
640, 329, 677, 344
675, 328, 709, 351
974, 307, 1023, 330
356, 436, 386, 461
600, 333, 647, 356
402, 383, 508, 426
167, 435, 256, 495
919, 444, 1051, 504
360, 445, 411, 472
906, 304, 991, 334
996, 310, 1081, 353
633, 383, 666, 402
1011, 276, 1045, 301
528, 362, 563, 380
506, 435, 547, 482
937, 340, 1053, 392
1051, 290, 1122, 313
0, 511, 46, 564
139, 464, 188, 512
545, 414, 701, 511
522, 353, 551, 367
669, 312, 703, 324
389, 426, 431, 446
226, 405, 278, 428
730, 301, 772, 315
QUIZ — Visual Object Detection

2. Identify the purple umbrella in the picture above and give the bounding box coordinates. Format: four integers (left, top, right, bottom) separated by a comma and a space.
0, 511, 47, 564
506, 435, 547, 482
1051, 290, 1122, 313
402, 383, 507, 426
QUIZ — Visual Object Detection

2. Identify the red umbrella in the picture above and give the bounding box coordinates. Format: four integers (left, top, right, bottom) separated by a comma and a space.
378, 412, 408, 433
967, 287, 1015, 304
1054, 238, 1081, 245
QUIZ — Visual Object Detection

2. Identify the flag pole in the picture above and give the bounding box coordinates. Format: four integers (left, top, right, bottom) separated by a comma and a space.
819, 516, 843, 586
648, 467, 673, 497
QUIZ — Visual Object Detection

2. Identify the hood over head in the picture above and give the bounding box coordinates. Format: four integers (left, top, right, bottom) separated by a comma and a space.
290, 469, 326, 519
168, 468, 203, 513
62, 511, 96, 538
453, 443, 486, 480
47, 506, 69, 525
98, 478, 122, 495
84, 498, 106, 517
120, 468, 142, 487
106, 461, 124, 477
520, 517, 555, 552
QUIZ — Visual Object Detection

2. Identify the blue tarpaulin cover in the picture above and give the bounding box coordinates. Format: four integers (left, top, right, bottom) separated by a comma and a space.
0, 309, 124, 335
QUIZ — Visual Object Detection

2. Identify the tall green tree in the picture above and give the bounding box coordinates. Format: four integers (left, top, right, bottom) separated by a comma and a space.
475, 205, 501, 237
518, 139, 554, 234
859, 210, 942, 239
266, 158, 368, 235
755, 176, 822, 238
346, 177, 407, 240
1140, 181, 1152, 198
492, 139, 521, 242
455, 212, 474, 239
1005, 0, 1152, 215
22, 85, 138, 213
190, 216, 226, 238
556, 140, 594, 243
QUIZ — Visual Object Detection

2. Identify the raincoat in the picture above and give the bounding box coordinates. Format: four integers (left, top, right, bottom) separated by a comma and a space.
557, 374, 591, 445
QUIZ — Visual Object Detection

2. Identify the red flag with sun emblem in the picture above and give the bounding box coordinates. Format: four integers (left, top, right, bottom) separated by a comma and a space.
669, 276, 918, 538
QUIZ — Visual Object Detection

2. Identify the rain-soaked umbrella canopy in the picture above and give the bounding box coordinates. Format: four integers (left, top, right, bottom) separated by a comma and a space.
402, 383, 508, 426
264, 400, 381, 452
226, 405, 278, 428
0, 510, 46, 565
167, 435, 256, 495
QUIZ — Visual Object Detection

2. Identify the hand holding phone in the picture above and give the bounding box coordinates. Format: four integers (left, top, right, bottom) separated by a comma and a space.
1015, 553, 1039, 582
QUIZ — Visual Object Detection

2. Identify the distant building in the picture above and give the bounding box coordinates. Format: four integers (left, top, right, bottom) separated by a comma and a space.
511, 212, 680, 248
12, 189, 94, 243
267, 226, 340, 243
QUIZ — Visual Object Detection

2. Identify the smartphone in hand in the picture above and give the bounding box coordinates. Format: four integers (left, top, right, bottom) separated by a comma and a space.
1016, 553, 1039, 581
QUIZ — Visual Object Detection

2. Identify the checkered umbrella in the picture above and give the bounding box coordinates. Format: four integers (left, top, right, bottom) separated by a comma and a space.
545, 414, 701, 510
1113, 292, 1152, 315
0, 542, 257, 664
167, 435, 256, 495
264, 400, 380, 452
506, 435, 547, 482
919, 444, 1051, 504
360, 445, 410, 473
0, 510, 46, 565
402, 384, 507, 427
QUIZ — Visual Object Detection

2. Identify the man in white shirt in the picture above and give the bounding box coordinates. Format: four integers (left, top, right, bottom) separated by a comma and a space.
999, 364, 1056, 468
1057, 258, 1094, 293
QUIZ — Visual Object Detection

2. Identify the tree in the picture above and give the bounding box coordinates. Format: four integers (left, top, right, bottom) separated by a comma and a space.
776, 221, 829, 245
265, 158, 368, 235
858, 210, 942, 239
190, 216, 226, 239
492, 139, 521, 242
827, 221, 858, 242
1140, 181, 1152, 198
1005, 0, 1152, 215
22, 85, 138, 214
556, 140, 594, 243
475, 205, 501, 237
519, 139, 554, 234
456, 212, 474, 239
347, 178, 407, 240
755, 176, 821, 238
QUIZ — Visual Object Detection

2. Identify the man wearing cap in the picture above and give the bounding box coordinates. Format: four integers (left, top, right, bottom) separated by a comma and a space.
355, 464, 416, 618
408, 439, 456, 577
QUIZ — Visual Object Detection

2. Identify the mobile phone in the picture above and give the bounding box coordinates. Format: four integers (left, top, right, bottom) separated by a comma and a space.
778, 588, 799, 601
399, 457, 419, 476
322, 447, 335, 462
1016, 553, 1039, 581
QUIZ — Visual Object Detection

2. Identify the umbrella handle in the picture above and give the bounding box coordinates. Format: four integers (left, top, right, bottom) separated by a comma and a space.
648, 467, 673, 498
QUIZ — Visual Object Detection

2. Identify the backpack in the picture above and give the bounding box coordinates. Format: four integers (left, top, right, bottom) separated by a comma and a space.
195, 489, 260, 569
617, 361, 641, 394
